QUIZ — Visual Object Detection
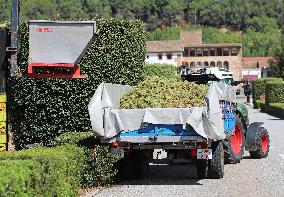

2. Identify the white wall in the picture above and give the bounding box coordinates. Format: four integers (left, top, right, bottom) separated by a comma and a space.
242, 69, 262, 79
145, 52, 182, 67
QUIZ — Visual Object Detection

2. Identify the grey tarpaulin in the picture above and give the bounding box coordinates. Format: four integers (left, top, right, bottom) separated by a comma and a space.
88, 82, 236, 140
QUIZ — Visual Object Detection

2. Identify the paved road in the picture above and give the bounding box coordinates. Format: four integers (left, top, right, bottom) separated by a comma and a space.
95, 103, 284, 197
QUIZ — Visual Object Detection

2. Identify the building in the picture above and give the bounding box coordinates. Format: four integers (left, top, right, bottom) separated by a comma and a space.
146, 30, 243, 80
242, 57, 272, 79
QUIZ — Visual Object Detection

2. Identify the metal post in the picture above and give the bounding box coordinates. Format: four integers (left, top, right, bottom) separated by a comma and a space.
10, 0, 20, 77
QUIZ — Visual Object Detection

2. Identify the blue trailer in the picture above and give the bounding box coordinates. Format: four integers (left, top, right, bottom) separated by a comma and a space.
89, 83, 270, 179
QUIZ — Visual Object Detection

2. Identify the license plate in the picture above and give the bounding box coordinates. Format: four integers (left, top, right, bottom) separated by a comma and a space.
197, 149, 212, 159
111, 148, 124, 159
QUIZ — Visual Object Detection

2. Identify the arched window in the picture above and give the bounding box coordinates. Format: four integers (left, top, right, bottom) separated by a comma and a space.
223, 61, 229, 70
190, 62, 195, 67
197, 62, 202, 67
210, 61, 216, 67
203, 61, 209, 67
217, 61, 222, 68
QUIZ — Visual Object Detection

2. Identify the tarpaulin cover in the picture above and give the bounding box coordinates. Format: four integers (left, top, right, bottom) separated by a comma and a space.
88, 82, 236, 140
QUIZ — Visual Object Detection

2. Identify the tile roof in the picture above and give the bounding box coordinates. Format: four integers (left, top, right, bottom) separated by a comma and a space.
146, 40, 184, 52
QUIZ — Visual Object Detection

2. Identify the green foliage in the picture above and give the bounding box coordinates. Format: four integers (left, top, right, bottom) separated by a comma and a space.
251, 78, 283, 108
0, 0, 283, 32
52, 132, 118, 188
144, 63, 177, 79
256, 100, 266, 112
265, 81, 284, 107
270, 26, 284, 79
120, 76, 208, 109
268, 103, 284, 118
0, 145, 85, 196
9, 18, 146, 149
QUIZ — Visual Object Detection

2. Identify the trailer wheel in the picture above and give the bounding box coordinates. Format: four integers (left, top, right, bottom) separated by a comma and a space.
224, 115, 245, 163
209, 141, 224, 179
130, 150, 148, 179
196, 160, 209, 179
249, 127, 270, 159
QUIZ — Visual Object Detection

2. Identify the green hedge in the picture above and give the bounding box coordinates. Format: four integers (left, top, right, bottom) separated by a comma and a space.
268, 103, 284, 118
265, 81, 284, 107
256, 99, 266, 112
8, 18, 146, 149
143, 63, 177, 79
0, 145, 85, 196
52, 132, 118, 187
251, 78, 283, 108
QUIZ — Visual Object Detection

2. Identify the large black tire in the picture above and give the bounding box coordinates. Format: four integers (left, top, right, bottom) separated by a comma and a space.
130, 150, 148, 179
249, 127, 270, 159
209, 141, 224, 179
223, 115, 245, 163
196, 160, 209, 179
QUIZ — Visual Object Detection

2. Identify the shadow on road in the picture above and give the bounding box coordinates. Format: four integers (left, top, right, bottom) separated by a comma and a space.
115, 164, 203, 186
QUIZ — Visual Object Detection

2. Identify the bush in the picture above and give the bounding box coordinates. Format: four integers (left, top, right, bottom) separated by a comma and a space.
0, 145, 85, 196
251, 78, 282, 108
268, 103, 284, 118
265, 81, 284, 107
256, 99, 266, 112
8, 18, 146, 149
143, 63, 177, 79
52, 132, 118, 188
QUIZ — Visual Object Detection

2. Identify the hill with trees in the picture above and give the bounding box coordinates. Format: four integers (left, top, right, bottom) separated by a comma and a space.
0, 0, 283, 57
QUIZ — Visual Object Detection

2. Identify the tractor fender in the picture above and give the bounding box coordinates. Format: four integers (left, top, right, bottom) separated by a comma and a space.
245, 122, 264, 151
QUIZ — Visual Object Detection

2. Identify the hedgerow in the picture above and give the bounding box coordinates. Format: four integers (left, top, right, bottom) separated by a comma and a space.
8, 18, 146, 149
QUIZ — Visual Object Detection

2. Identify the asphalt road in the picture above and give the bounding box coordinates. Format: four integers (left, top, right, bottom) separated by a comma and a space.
95, 103, 284, 197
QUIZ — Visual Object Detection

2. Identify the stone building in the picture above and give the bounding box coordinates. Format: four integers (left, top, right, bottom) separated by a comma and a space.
146, 30, 243, 80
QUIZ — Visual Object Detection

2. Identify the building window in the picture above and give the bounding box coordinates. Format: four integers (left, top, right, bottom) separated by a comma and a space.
158, 54, 163, 60
217, 61, 222, 68
177, 53, 182, 57
203, 49, 209, 56
190, 50, 196, 57
203, 62, 209, 67
197, 62, 202, 66
223, 61, 229, 70
210, 49, 216, 56
231, 48, 238, 56
184, 49, 189, 57
217, 48, 222, 56
146, 55, 149, 59
210, 61, 216, 67
190, 62, 195, 67
223, 48, 229, 56
196, 49, 203, 57
167, 53, 172, 60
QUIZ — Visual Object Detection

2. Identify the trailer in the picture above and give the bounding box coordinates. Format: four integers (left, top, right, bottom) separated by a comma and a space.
88, 82, 270, 179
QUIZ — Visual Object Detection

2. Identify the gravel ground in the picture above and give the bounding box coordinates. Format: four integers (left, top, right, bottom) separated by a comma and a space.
94, 103, 284, 197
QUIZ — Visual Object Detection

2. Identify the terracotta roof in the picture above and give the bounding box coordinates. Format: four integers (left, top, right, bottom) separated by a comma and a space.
184, 43, 242, 48
146, 40, 183, 52
242, 57, 272, 69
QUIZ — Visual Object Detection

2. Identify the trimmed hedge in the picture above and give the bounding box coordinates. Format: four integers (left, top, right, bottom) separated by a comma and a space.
143, 63, 177, 79
0, 145, 85, 196
52, 132, 118, 188
268, 103, 284, 118
8, 18, 146, 149
251, 78, 283, 108
265, 81, 284, 107
256, 99, 266, 112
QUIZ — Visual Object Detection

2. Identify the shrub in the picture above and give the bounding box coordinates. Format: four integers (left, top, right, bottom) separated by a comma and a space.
265, 81, 284, 107
251, 78, 282, 108
143, 63, 177, 79
52, 132, 118, 188
8, 18, 146, 149
268, 103, 284, 118
256, 99, 266, 112
0, 145, 85, 196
